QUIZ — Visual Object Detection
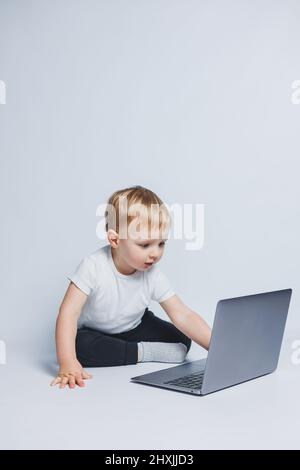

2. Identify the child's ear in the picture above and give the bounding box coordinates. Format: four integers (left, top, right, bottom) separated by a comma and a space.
107, 229, 119, 248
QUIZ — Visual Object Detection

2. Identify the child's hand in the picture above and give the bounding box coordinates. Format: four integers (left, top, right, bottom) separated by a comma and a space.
50, 358, 93, 389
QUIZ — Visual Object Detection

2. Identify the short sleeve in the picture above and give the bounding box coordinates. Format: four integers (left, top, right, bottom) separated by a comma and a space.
67, 256, 96, 295
151, 268, 175, 303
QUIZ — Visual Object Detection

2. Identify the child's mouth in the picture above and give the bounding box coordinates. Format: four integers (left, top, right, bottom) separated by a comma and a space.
144, 262, 153, 268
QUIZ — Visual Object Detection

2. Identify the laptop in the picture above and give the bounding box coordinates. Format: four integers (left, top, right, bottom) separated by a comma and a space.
130, 288, 292, 395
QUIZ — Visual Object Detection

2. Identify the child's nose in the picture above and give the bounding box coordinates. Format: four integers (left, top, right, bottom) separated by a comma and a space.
149, 250, 159, 261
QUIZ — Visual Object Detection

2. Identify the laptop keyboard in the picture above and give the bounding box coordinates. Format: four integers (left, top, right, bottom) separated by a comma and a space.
164, 371, 205, 390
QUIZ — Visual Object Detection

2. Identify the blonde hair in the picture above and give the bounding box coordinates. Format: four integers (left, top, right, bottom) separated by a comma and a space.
105, 185, 170, 239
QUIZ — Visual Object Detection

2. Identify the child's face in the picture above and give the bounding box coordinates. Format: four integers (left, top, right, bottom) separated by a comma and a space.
121, 234, 167, 271
110, 218, 169, 271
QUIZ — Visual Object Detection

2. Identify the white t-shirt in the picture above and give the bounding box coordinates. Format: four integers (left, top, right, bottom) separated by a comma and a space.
66, 244, 175, 334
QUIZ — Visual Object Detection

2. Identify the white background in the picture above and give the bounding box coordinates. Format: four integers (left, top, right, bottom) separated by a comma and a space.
0, 0, 299, 449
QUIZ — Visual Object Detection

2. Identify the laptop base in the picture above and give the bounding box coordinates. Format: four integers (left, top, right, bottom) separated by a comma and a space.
130, 358, 207, 395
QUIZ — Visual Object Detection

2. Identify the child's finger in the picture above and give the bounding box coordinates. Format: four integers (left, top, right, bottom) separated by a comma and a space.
82, 370, 93, 379
59, 376, 69, 389
68, 376, 76, 389
50, 377, 61, 386
75, 374, 85, 387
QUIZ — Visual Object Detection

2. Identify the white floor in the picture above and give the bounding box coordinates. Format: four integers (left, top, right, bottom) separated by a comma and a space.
1, 335, 299, 450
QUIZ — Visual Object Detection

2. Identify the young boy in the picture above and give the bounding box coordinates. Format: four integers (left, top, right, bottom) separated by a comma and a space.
51, 185, 211, 389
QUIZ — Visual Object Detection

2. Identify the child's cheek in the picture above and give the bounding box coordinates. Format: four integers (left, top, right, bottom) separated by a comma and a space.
133, 252, 144, 265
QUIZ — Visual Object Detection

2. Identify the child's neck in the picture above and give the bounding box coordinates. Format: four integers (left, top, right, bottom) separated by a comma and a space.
111, 246, 137, 276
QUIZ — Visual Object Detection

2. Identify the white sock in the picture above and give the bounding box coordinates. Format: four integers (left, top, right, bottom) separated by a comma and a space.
137, 342, 188, 363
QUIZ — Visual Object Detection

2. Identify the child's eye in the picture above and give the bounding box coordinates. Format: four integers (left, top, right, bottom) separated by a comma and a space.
140, 242, 166, 249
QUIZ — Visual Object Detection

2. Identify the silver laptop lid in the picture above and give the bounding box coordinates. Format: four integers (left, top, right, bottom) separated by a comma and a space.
201, 289, 292, 395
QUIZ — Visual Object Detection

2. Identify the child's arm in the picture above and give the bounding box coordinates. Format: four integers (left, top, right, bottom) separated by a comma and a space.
50, 282, 93, 389
160, 295, 212, 351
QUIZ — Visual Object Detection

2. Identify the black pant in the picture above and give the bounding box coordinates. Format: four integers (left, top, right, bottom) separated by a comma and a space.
75, 308, 192, 367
